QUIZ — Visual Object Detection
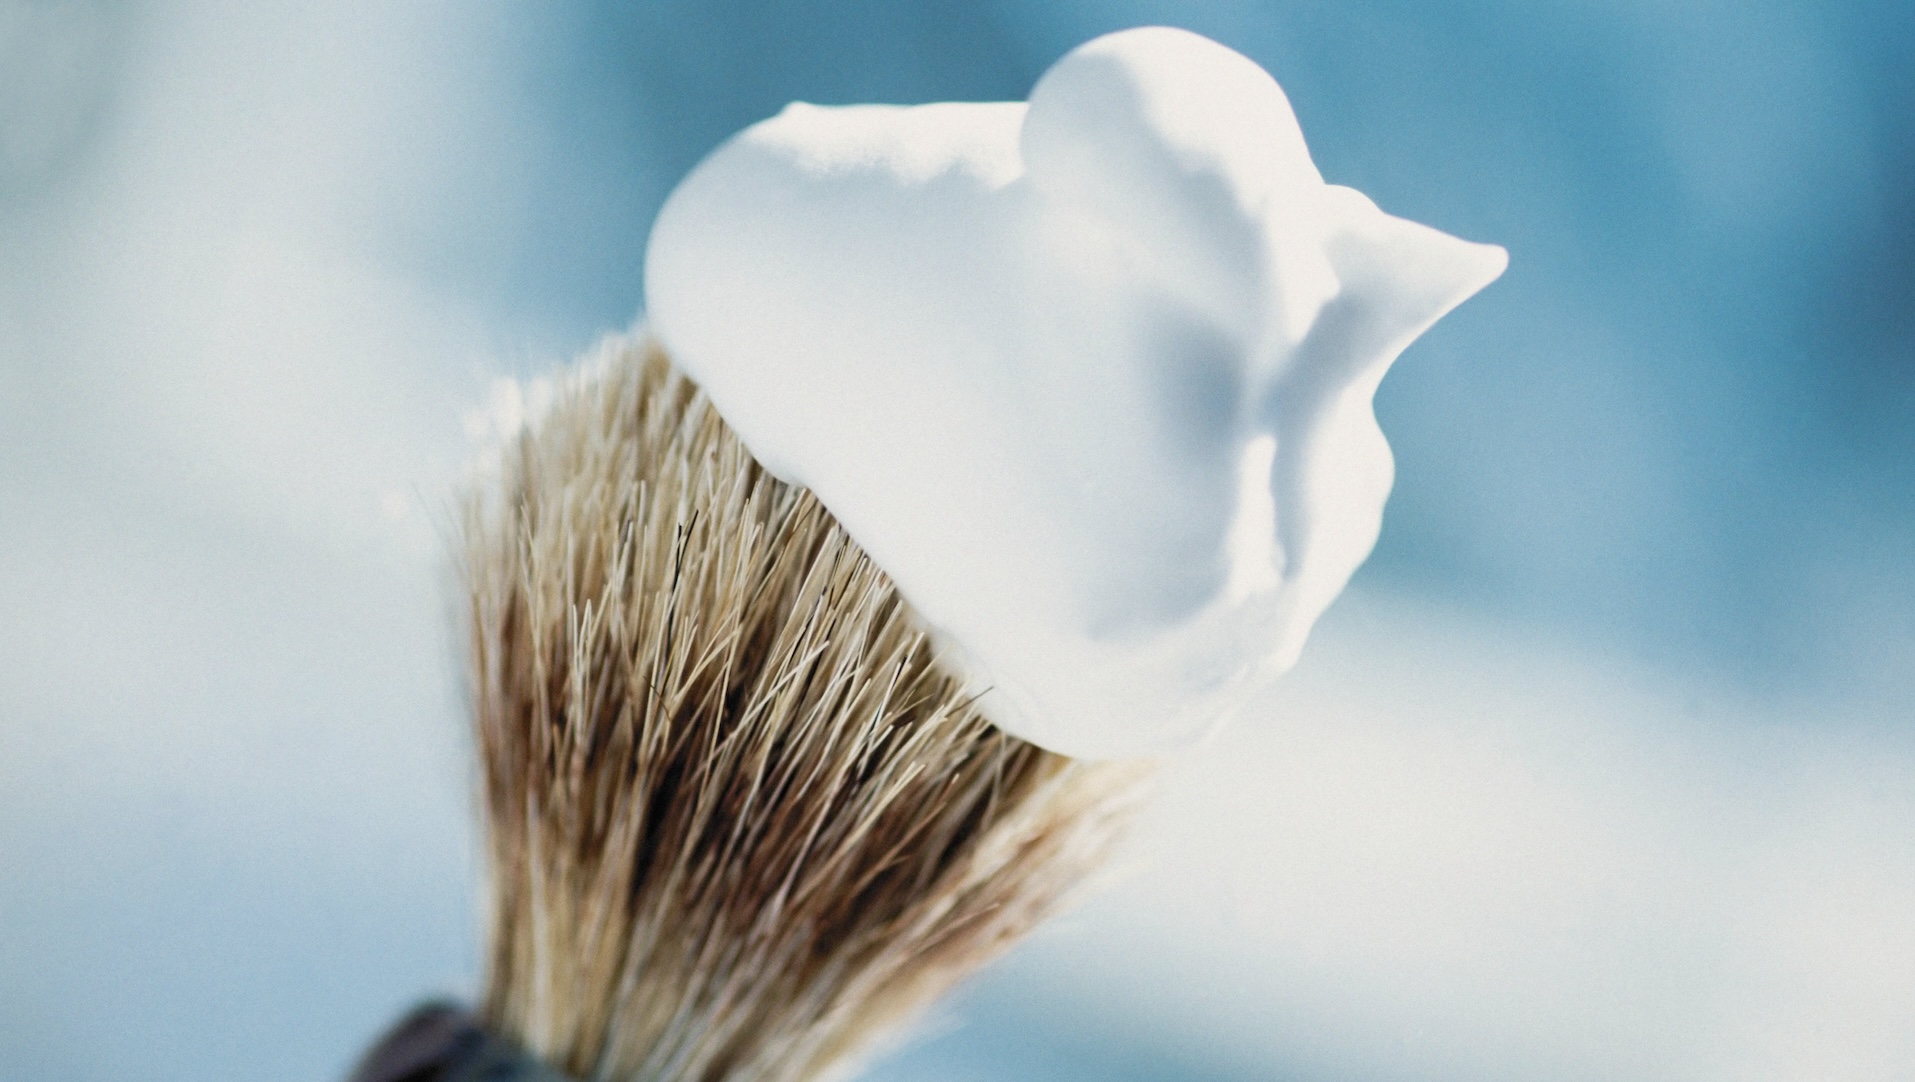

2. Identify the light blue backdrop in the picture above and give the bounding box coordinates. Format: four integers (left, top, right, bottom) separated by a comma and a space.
1, 2, 1909, 1080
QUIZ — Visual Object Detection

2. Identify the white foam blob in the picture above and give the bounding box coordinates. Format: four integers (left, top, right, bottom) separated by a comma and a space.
645, 26, 1507, 758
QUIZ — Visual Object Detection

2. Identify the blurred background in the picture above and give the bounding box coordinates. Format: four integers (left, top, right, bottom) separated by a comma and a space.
2, 1, 1911, 1079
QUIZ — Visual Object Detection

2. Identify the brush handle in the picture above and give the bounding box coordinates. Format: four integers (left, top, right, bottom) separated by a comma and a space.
347, 1002, 573, 1082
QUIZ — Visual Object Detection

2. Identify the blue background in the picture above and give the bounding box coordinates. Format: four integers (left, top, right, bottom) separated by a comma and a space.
2, 2, 1910, 1079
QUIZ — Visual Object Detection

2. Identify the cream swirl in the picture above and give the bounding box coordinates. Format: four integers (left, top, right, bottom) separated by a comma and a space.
645, 26, 1506, 757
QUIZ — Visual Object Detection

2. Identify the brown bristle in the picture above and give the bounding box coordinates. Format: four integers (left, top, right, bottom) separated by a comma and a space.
464, 335, 1149, 1082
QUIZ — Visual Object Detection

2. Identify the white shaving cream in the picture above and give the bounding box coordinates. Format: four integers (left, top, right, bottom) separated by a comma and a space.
646, 27, 1506, 757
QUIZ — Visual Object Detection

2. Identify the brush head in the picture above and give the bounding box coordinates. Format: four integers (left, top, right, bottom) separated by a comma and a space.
464, 335, 1148, 1082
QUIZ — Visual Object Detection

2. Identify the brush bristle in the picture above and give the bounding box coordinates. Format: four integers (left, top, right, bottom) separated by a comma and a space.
464, 335, 1148, 1082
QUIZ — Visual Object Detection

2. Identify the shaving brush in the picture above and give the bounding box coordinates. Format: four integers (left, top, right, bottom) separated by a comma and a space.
402, 335, 1146, 1082
347, 23, 1511, 1077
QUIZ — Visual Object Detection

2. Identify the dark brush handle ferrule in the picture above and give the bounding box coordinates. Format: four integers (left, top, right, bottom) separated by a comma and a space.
347, 1003, 575, 1082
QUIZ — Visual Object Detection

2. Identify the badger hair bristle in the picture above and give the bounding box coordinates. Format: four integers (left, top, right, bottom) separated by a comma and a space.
464, 335, 1148, 1082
